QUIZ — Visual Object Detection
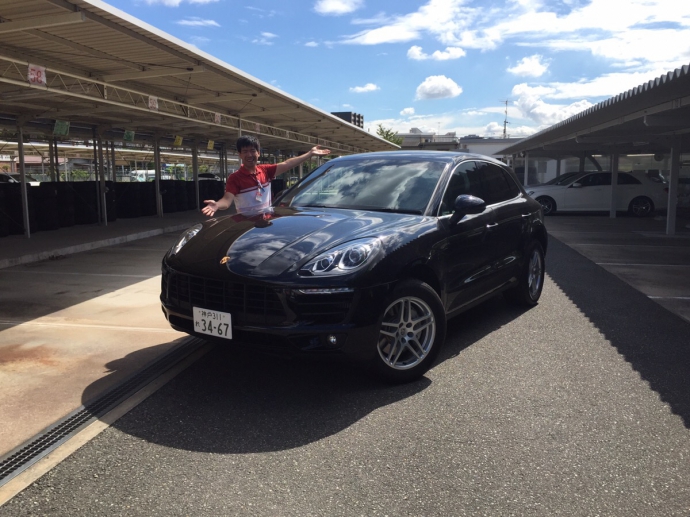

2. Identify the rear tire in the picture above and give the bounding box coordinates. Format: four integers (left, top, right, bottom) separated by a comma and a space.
505, 241, 545, 306
536, 196, 556, 215
629, 196, 654, 217
371, 280, 446, 383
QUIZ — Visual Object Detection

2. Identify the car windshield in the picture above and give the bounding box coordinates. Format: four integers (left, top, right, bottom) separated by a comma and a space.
280, 157, 448, 214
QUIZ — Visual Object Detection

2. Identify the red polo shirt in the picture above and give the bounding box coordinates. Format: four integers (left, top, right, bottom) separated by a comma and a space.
225, 163, 278, 213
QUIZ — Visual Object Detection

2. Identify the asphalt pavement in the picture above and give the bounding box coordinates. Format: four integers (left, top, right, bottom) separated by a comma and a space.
0, 210, 688, 515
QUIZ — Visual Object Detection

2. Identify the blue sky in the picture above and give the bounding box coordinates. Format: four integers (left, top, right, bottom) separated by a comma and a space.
106, 0, 690, 138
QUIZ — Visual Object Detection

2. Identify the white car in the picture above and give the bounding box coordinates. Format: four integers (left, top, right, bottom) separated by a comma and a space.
0, 172, 41, 186
526, 171, 668, 217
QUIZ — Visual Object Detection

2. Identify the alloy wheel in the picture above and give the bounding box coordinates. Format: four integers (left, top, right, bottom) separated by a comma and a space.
377, 296, 436, 370
528, 247, 544, 300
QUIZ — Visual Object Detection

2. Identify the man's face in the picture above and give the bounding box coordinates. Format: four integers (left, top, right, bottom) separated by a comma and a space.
239, 146, 259, 169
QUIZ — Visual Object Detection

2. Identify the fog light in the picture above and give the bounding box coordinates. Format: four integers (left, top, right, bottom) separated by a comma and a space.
327, 334, 338, 345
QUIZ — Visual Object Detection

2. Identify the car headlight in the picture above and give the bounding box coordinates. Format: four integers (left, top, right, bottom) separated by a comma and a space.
300, 238, 381, 276
169, 224, 202, 256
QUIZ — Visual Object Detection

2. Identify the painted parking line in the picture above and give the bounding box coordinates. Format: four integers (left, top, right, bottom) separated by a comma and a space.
648, 296, 690, 300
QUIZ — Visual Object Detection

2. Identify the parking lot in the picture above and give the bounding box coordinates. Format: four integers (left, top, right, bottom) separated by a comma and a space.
0, 211, 689, 515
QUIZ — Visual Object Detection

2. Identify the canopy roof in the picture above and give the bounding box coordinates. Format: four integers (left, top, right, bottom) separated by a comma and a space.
0, 0, 396, 155
500, 63, 690, 159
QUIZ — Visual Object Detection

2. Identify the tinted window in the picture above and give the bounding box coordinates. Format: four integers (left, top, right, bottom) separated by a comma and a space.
439, 161, 483, 215
617, 173, 641, 185
477, 162, 520, 204
284, 157, 448, 214
542, 172, 580, 185
578, 173, 611, 187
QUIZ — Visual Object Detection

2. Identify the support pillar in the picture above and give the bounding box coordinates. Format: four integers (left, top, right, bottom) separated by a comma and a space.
523, 152, 529, 186
556, 156, 561, 177
92, 128, 102, 224
97, 134, 107, 226
154, 137, 163, 217
667, 139, 681, 236
110, 141, 117, 182
54, 138, 60, 182
610, 152, 619, 219
17, 123, 30, 238
192, 141, 199, 211
48, 136, 56, 182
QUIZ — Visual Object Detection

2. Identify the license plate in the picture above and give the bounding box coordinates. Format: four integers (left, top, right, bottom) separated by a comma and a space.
193, 307, 232, 339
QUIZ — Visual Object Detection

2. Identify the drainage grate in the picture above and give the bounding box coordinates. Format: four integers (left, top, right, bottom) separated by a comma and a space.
0, 337, 207, 487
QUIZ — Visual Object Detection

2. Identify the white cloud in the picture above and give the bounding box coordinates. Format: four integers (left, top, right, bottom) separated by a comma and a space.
350, 83, 380, 93
176, 18, 220, 27
145, 0, 218, 5
245, 6, 278, 17
189, 36, 210, 47
333, 0, 690, 76
305, 41, 319, 47
315, 0, 364, 16
400, 107, 415, 116
512, 83, 594, 125
415, 76, 462, 100
407, 45, 466, 61
144, 0, 183, 6
253, 32, 278, 45
507, 54, 548, 77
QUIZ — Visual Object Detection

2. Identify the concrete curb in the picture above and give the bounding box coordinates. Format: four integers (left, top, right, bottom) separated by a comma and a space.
0, 224, 192, 270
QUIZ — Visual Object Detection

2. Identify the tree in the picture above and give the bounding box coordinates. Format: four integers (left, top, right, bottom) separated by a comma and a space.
376, 124, 403, 146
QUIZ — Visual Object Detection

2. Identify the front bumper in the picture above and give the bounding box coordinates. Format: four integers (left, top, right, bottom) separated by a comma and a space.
160, 263, 393, 362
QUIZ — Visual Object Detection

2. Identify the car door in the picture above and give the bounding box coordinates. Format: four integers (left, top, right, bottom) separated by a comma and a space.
475, 161, 528, 288
435, 161, 497, 313
562, 172, 610, 210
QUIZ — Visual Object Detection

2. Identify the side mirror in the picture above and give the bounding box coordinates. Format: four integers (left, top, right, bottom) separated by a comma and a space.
449, 194, 486, 225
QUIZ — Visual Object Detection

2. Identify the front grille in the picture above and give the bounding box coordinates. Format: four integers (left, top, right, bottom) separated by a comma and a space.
162, 266, 286, 326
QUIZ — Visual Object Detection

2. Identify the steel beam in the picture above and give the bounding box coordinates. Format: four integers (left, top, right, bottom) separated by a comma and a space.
0, 12, 85, 34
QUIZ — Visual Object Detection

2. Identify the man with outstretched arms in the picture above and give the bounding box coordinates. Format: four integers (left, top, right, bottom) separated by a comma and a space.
202, 135, 331, 216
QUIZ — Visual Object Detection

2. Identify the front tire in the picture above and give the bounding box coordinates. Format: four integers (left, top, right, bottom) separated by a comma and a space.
372, 280, 446, 383
505, 241, 545, 306
536, 196, 556, 215
629, 196, 654, 217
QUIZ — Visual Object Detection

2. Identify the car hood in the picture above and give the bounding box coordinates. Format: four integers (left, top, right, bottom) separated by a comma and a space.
169, 206, 430, 280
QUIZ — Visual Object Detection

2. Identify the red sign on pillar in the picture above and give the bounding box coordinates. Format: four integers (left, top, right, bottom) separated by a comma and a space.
28, 64, 47, 86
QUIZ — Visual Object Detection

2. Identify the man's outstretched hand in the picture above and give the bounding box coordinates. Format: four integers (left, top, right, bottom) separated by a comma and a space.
310, 145, 331, 156
202, 200, 218, 217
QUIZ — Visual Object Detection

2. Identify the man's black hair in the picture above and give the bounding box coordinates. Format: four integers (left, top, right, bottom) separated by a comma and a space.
236, 135, 261, 153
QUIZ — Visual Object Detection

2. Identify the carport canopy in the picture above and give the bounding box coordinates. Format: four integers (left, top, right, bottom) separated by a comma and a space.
0, 0, 398, 236
0, 0, 397, 154
499, 63, 690, 235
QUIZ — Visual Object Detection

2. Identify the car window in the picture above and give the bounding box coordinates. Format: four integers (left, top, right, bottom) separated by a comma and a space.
285, 157, 449, 214
477, 162, 521, 204
438, 161, 483, 216
578, 173, 610, 187
542, 172, 580, 185
617, 173, 641, 185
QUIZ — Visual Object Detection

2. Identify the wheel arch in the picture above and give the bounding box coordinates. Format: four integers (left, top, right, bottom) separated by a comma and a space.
532, 222, 548, 255
398, 263, 442, 300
